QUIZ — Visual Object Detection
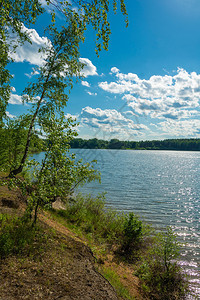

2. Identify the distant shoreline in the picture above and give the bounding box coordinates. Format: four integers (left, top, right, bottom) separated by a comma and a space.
70, 138, 200, 151
71, 148, 200, 152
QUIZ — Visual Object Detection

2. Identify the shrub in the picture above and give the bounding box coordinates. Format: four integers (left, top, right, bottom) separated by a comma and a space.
121, 213, 143, 253
54, 194, 145, 257
136, 227, 189, 299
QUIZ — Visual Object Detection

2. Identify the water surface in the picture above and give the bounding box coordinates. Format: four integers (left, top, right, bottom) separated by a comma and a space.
33, 149, 200, 296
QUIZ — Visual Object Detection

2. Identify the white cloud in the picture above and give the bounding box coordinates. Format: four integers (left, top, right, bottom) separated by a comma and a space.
98, 68, 200, 121
81, 81, 90, 87
6, 111, 16, 119
158, 119, 200, 137
65, 113, 78, 121
25, 68, 40, 78
8, 93, 40, 105
9, 24, 51, 66
8, 25, 98, 81
87, 91, 97, 96
79, 58, 98, 77
11, 86, 16, 92
8, 94, 24, 105
110, 67, 120, 74
79, 106, 149, 138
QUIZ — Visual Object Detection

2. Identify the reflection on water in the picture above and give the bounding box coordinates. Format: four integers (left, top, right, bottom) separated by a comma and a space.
33, 149, 200, 297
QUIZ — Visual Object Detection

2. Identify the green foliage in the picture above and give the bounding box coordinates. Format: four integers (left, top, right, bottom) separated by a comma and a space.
51, 197, 188, 299
1, 0, 128, 125
1, 0, 129, 232
54, 193, 125, 244
26, 114, 100, 224
52, 193, 144, 253
0, 116, 44, 172
0, 0, 43, 124
100, 267, 136, 300
70, 137, 200, 151
136, 227, 189, 300
120, 212, 143, 257
0, 214, 44, 259
0, 0, 129, 227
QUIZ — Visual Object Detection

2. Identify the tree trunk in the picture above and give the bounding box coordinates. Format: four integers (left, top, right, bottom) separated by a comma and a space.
9, 75, 50, 177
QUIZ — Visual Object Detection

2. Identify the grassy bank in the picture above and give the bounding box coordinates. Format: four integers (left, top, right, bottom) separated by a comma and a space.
49, 193, 190, 300
0, 181, 191, 299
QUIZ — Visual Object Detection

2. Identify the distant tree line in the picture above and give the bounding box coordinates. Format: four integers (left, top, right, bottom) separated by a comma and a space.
70, 138, 200, 151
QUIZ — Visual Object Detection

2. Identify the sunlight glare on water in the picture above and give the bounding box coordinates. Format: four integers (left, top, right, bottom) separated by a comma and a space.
33, 149, 200, 297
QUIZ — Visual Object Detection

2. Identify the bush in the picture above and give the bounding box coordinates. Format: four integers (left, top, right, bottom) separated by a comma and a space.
120, 212, 143, 257
53, 194, 146, 258
52, 196, 189, 299
136, 227, 189, 299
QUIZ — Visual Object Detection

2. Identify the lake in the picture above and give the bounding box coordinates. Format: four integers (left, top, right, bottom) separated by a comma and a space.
33, 149, 200, 297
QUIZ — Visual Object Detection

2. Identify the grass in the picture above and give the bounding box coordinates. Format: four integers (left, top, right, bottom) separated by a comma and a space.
50, 193, 190, 300
0, 213, 47, 259
0, 178, 190, 300
100, 266, 137, 300
51, 193, 145, 255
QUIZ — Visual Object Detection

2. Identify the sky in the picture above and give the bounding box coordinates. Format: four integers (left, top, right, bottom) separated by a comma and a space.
6, 0, 200, 141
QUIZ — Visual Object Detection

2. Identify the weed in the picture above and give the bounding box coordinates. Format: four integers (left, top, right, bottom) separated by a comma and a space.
0, 213, 45, 259
50, 195, 189, 300
54, 193, 125, 246
100, 266, 136, 300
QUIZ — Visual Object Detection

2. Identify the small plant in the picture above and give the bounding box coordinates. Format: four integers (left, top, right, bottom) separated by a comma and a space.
136, 227, 189, 299
53, 193, 125, 245
0, 214, 44, 259
120, 212, 143, 258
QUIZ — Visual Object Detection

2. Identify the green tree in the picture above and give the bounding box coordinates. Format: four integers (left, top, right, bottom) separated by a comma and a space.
0, 0, 128, 126
0, 116, 31, 172
1, 0, 128, 222
28, 113, 100, 224
6, 0, 128, 177
0, 0, 44, 125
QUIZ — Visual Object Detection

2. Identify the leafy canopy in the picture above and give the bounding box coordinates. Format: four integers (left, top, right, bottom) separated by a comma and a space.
0, 0, 128, 223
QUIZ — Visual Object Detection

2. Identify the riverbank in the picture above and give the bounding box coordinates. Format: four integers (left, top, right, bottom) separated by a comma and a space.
0, 182, 141, 299
0, 176, 191, 299
70, 138, 200, 151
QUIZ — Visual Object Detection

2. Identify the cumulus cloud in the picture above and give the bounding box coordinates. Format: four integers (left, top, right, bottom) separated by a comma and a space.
110, 67, 120, 74
9, 24, 51, 66
8, 94, 24, 105
81, 81, 90, 87
65, 113, 78, 121
79, 58, 98, 77
8, 93, 40, 105
157, 119, 200, 137
8, 24, 98, 80
79, 106, 149, 138
98, 68, 200, 122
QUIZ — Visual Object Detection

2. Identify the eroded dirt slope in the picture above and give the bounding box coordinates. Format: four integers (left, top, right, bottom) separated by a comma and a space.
0, 183, 120, 300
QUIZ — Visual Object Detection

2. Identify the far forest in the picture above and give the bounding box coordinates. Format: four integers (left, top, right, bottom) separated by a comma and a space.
70, 138, 200, 151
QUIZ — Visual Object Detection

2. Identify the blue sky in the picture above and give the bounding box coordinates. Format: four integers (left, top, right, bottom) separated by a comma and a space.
7, 0, 200, 141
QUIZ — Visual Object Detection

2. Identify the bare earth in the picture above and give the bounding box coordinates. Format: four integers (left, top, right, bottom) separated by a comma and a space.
0, 182, 141, 300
